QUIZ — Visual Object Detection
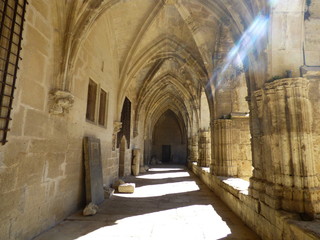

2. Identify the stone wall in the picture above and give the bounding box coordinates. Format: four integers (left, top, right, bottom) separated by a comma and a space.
304, 0, 320, 66
191, 164, 320, 240
0, 2, 122, 239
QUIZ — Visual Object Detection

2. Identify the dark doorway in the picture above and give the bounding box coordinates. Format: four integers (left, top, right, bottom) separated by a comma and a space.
117, 97, 131, 148
152, 110, 187, 164
162, 145, 171, 163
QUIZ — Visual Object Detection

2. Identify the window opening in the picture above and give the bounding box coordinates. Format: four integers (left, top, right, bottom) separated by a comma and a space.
98, 89, 107, 126
0, 0, 27, 145
86, 79, 97, 122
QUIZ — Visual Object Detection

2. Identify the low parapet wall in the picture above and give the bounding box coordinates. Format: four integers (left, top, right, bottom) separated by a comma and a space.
190, 163, 320, 240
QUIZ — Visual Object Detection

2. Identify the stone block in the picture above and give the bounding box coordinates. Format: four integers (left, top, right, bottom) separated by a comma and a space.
31, 0, 49, 19
45, 152, 66, 180
24, 109, 51, 138
112, 179, 125, 189
0, 219, 10, 240
35, 15, 52, 39
0, 166, 18, 193
21, 47, 46, 84
10, 106, 25, 136
0, 188, 24, 221
25, 24, 49, 56
3, 139, 29, 166
17, 153, 45, 186
83, 202, 99, 216
118, 183, 135, 193
29, 139, 65, 154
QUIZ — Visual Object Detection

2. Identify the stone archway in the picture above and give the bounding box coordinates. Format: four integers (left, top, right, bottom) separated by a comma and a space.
151, 110, 187, 165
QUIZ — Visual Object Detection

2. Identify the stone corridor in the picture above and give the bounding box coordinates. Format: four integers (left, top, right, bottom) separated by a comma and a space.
33, 166, 259, 240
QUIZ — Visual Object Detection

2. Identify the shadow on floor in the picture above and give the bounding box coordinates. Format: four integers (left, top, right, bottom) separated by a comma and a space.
33, 164, 260, 240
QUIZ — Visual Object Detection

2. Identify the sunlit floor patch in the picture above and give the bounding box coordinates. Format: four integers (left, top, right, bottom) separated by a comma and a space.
115, 181, 200, 198
147, 167, 185, 172
136, 171, 190, 179
33, 167, 260, 240
75, 205, 231, 240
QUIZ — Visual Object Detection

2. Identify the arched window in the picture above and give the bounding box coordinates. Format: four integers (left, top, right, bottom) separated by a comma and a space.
0, 0, 27, 145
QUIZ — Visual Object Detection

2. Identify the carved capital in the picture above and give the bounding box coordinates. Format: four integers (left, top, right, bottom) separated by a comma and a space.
49, 90, 74, 115
265, 77, 309, 91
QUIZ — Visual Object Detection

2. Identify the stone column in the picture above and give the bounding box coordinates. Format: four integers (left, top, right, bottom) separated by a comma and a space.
249, 78, 320, 217
198, 130, 211, 167
211, 117, 252, 178
132, 149, 141, 176
190, 135, 199, 163
212, 119, 236, 176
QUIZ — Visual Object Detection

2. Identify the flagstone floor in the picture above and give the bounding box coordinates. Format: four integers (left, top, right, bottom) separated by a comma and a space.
33, 165, 260, 240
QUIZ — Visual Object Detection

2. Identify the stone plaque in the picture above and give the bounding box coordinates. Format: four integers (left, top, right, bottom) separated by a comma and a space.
83, 137, 104, 205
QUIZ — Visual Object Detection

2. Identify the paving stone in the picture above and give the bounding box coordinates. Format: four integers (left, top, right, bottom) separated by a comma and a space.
34, 165, 260, 240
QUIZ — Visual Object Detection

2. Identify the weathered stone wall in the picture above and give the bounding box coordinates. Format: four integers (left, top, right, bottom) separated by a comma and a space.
73, 13, 121, 184
250, 77, 320, 217
0, 2, 122, 240
269, 1, 305, 79
191, 164, 320, 240
304, 0, 320, 66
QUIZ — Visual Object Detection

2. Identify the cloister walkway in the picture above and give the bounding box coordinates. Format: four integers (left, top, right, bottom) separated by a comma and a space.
33, 165, 260, 240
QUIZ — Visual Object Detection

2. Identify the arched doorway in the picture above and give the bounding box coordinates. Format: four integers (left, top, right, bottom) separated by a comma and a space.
117, 97, 131, 177
151, 110, 187, 164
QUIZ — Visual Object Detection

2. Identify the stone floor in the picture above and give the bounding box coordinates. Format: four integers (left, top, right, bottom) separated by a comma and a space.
33, 165, 260, 240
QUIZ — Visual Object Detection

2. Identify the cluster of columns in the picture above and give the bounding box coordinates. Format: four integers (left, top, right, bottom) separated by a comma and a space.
187, 77, 320, 217
189, 115, 251, 178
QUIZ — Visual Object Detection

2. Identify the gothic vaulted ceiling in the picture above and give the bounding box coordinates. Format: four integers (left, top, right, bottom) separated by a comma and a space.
54, 0, 268, 136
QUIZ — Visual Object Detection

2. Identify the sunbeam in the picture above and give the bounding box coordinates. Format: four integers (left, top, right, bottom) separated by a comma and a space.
208, 13, 270, 94
269, 0, 279, 7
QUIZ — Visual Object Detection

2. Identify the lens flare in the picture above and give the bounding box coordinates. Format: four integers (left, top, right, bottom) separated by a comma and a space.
269, 0, 279, 7
208, 14, 269, 92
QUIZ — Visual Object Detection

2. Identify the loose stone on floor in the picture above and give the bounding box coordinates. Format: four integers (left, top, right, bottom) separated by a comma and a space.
33, 166, 260, 240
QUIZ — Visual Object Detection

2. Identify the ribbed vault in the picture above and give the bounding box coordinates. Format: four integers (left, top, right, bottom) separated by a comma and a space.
56, 0, 273, 163
53, 0, 269, 94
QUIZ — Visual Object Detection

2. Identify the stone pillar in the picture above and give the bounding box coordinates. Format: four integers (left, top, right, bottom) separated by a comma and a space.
132, 149, 141, 176
198, 130, 211, 167
187, 137, 192, 162
249, 78, 320, 217
212, 119, 235, 176
211, 117, 252, 178
190, 135, 199, 163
